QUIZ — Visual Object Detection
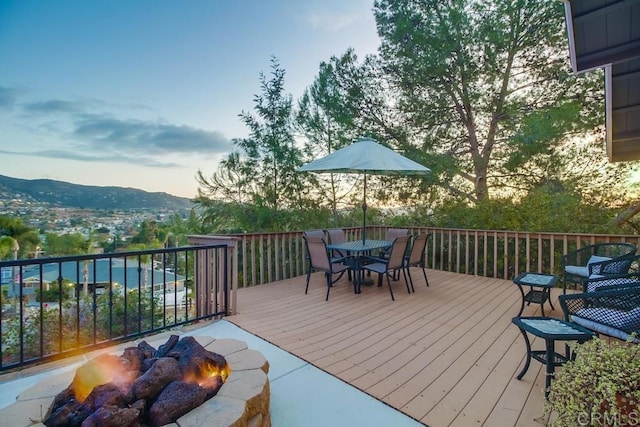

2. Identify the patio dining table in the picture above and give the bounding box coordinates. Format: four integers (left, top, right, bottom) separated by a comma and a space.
327, 239, 392, 294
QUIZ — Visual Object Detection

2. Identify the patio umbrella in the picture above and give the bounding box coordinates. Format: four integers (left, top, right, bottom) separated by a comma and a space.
297, 137, 430, 243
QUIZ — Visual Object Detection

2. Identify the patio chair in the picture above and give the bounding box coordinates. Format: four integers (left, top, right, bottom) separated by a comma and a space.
361, 234, 411, 301
403, 233, 431, 292
559, 282, 640, 342
303, 230, 325, 276
326, 228, 348, 259
386, 227, 409, 241
326, 228, 352, 280
303, 235, 351, 301
303, 229, 325, 239
562, 242, 637, 293
379, 228, 409, 256
379, 228, 410, 278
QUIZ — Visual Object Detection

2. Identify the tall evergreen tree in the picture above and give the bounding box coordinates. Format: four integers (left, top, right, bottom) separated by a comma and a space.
197, 57, 305, 213
235, 56, 304, 211
297, 59, 360, 222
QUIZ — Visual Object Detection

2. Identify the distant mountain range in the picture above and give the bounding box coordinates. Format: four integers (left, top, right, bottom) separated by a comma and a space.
0, 175, 193, 211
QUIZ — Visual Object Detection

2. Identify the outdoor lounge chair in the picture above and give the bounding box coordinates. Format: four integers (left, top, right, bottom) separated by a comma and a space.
403, 232, 431, 292
585, 271, 640, 293
559, 282, 640, 342
583, 256, 640, 292
303, 235, 350, 301
562, 242, 637, 293
361, 234, 411, 301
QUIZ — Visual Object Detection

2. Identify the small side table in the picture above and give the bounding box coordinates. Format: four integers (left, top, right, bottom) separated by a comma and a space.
513, 272, 558, 316
512, 317, 594, 398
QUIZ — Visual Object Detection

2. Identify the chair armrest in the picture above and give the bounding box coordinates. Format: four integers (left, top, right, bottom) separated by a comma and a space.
562, 246, 594, 268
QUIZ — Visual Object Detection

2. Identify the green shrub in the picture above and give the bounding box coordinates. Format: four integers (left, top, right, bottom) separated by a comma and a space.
1, 291, 165, 365
546, 337, 640, 426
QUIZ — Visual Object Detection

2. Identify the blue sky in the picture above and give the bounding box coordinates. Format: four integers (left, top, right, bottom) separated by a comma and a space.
0, 0, 379, 198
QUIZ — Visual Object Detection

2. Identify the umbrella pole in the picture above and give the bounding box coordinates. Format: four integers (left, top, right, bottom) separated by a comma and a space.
362, 173, 367, 244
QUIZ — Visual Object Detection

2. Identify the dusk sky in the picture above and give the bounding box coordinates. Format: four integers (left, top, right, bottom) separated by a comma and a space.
0, 0, 379, 198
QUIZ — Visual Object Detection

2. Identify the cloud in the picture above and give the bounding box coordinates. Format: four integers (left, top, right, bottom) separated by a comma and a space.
0, 87, 18, 109
24, 99, 87, 114
0, 148, 180, 168
305, 11, 359, 32
3, 87, 234, 162
72, 116, 232, 156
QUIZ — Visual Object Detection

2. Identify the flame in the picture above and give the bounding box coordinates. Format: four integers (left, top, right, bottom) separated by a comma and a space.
184, 360, 230, 387
73, 355, 137, 402
72, 355, 229, 403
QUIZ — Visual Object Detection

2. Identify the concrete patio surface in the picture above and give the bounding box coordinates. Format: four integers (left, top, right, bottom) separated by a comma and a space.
0, 319, 423, 427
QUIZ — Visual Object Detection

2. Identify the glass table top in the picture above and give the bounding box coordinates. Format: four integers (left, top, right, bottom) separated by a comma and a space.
515, 272, 558, 287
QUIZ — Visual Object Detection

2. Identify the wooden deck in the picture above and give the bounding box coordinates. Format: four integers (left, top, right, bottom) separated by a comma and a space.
227, 268, 567, 427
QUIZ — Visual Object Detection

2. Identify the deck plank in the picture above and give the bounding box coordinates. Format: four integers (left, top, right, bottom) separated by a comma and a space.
229, 269, 565, 426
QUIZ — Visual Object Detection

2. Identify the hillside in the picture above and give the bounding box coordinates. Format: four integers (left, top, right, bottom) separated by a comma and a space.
0, 175, 193, 211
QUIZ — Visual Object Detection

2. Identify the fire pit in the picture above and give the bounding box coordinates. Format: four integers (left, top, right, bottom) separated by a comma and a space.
45, 335, 230, 426
0, 335, 270, 427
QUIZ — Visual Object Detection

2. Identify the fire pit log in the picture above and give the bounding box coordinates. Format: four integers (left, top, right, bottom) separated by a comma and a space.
132, 357, 181, 400
44, 399, 92, 427
84, 382, 132, 413
81, 405, 141, 427
42, 335, 233, 427
149, 381, 207, 426
0, 337, 271, 427
154, 335, 179, 357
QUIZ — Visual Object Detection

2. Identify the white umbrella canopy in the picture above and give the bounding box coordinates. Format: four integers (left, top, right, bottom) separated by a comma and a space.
297, 137, 429, 175
297, 137, 430, 242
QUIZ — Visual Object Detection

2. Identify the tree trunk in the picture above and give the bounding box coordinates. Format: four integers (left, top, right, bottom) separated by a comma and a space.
474, 161, 489, 201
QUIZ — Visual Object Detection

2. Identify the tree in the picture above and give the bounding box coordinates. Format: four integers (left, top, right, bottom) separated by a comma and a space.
196, 151, 254, 206
43, 232, 88, 256
373, 0, 623, 204
297, 59, 360, 222
0, 235, 19, 261
0, 215, 40, 259
131, 220, 159, 245
196, 57, 308, 230
297, 49, 436, 219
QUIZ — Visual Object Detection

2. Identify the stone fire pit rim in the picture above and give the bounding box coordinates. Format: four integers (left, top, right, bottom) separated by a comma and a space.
0, 335, 271, 427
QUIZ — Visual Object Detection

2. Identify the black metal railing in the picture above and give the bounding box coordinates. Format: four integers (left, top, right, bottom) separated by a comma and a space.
0, 244, 229, 371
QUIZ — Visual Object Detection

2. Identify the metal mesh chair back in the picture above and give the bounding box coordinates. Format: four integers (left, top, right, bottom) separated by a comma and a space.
326, 228, 349, 259
303, 230, 325, 239
386, 228, 409, 241
407, 233, 429, 266
387, 235, 411, 270
326, 228, 347, 244
304, 235, 331, 272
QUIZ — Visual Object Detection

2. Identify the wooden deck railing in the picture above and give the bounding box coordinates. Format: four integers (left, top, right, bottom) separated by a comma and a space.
216, 227, 640, 288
